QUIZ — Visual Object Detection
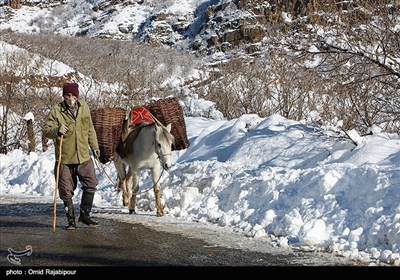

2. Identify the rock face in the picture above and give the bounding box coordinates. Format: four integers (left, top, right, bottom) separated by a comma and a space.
1, 0, 334, 59
5, 0, 21, 9
133, 0, 275, 57
194, 0, 268, 56
132, 0, 319, 58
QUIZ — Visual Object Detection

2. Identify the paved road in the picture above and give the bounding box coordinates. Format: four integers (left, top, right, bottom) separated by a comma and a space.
1, 196, 368, 276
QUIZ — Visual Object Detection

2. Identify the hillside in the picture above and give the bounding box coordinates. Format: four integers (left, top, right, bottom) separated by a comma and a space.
0, 0, 399, 153
0, 0, 315, 58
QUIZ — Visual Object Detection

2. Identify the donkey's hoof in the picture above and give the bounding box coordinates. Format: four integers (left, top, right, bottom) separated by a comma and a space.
156, 212, 164, 217
129, 209, 136, 215
123, 200, 129, 207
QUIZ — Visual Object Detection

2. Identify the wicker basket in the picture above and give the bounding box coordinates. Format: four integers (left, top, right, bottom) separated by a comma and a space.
145, 97, 189, 151
91, 107, 127, 164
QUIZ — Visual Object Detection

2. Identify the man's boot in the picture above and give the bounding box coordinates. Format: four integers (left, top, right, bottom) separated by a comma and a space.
63, 199, 76, 230
78, 192, 99, 227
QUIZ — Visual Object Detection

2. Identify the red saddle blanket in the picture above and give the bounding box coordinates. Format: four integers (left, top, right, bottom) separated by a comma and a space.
130, 106, 154, 126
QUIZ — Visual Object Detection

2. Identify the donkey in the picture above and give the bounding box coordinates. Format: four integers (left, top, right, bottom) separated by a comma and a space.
113, 120, 175, 217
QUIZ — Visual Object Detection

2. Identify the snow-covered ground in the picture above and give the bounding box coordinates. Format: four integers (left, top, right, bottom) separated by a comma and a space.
2, 113, 400, 266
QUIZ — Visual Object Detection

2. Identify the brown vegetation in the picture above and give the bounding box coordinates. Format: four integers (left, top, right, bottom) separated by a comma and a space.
0, 1, 399, 154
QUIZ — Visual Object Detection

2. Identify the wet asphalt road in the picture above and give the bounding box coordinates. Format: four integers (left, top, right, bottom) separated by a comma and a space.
1, 198, 374, 276
1, 201, 297, 267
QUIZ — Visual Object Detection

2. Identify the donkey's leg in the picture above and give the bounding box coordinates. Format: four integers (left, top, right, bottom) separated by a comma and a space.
113, 154, 130, 207
129, 170, 139, 214
151, 166, 164, 217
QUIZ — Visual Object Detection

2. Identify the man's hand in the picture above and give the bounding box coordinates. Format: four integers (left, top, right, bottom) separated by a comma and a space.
93, 150, 101, 159
58, 125, 68, 136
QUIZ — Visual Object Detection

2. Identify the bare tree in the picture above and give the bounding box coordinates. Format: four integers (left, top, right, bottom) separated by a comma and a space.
270, 0, 400, 134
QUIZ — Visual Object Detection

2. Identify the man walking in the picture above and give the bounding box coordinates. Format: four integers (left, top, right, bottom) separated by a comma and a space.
43, 82, 100, 230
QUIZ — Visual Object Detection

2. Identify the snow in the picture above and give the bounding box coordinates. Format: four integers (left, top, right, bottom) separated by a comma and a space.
23, 112, 35, 122
1, 109, 400, 266
0, 0, 208, 37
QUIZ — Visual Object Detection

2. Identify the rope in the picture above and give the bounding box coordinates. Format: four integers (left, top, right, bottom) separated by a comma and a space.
94, 158, 116, 187
132, 168, 164, 196
93, 156, 165, 196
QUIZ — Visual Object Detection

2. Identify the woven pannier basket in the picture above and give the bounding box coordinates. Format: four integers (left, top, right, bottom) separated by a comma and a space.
91, 107, 127, 164
145, 97, 189, 151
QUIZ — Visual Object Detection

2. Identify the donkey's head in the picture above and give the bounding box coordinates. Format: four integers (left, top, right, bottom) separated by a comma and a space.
154, 123, 174, 170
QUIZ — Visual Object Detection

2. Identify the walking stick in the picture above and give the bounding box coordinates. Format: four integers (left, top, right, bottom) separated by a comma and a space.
52, 135, 63, 233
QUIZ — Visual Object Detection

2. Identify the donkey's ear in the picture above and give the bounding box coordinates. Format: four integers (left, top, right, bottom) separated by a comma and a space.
166, 123, 172, 132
